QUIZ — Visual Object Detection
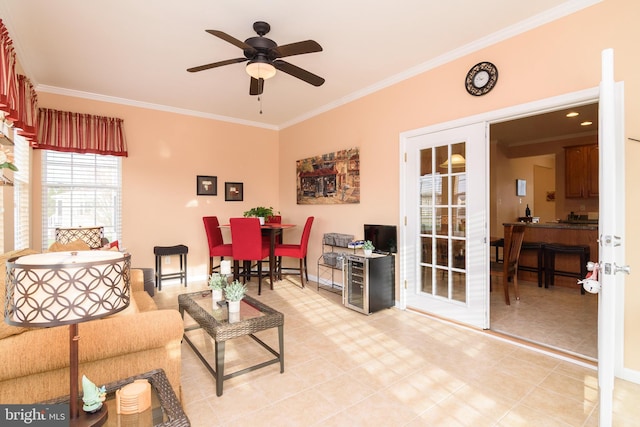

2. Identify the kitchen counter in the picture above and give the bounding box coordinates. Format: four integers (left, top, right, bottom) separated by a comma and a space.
501, 222, 598, 289
504, 221, 597, 231
557, 220, 598, 226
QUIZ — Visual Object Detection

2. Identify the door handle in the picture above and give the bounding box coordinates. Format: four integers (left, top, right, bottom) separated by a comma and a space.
601, 262, 630, 275
614, 263, 631, 275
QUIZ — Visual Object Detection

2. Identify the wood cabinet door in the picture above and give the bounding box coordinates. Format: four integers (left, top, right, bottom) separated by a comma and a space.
565, 144, 599, 198
565, 145, 585, 198
587, 144, 599, 197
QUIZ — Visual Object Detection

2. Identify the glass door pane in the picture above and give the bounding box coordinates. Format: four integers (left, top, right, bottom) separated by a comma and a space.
419, 143, 467, 303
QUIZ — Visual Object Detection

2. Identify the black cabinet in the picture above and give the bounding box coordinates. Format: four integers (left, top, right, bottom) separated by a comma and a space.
343, 253, 394, 314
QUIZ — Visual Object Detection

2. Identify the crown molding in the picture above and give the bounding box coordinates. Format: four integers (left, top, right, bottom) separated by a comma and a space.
36, 85, 279, 131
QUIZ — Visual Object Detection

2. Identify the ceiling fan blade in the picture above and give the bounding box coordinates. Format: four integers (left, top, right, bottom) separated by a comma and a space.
187, 57, 247, 73
205, 30, 255, 53
273, 60, 325, 86
249, 77, 264, 95
274, 40, 322, 58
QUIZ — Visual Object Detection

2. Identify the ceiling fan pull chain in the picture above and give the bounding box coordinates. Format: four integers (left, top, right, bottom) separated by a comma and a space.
258, 96, 263, 114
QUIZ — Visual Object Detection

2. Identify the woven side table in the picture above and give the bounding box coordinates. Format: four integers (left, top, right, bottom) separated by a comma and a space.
179, 291, 284, 396
41, 369, 189, 427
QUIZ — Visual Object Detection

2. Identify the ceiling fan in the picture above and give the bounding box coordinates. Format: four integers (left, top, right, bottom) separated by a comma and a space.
187, 21, 325, 96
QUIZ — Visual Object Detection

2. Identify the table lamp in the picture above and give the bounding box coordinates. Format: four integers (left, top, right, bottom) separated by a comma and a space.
4, 250, 131, 427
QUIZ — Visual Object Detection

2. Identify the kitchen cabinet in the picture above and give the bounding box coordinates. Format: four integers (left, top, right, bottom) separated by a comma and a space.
565, 144, 598, 198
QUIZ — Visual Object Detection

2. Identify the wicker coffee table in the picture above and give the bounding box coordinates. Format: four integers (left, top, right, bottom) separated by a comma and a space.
178, 291, 284, 396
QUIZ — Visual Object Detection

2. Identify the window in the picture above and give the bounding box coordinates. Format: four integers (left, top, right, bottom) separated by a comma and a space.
13, 133, 30, 250
0, 127, 29, 252
41, 151, 122, 250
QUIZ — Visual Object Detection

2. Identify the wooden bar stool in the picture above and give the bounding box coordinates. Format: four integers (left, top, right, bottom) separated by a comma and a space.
154, 244, 188, 291
519, 241, 545, 287
490, 238, 504, 263
543, 243, 589, 294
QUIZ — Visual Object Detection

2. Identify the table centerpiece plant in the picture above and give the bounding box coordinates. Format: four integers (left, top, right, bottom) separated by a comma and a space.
224, 280, 247, 313
363, 240, 375, 257
208, 272, 226, 305
243, 206, 276, 225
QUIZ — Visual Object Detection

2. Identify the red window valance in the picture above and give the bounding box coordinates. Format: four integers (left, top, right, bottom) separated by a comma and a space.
0, 19, 38, 142
34, 108, 128, 157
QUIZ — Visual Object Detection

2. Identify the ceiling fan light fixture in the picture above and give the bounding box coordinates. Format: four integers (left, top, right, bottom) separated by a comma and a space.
246, 61, 276, 80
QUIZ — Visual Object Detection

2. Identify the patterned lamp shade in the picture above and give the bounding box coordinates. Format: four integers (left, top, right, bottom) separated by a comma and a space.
5, 251, 131, 327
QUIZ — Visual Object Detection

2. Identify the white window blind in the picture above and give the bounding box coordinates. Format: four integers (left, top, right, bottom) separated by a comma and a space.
41, 151, 122, 250
13, 133, 29, 249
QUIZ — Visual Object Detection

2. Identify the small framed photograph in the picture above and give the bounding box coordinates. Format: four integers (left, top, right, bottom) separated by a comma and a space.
516, 179, 527, 197
197, 175, 217, 196
225, 182, 243, 201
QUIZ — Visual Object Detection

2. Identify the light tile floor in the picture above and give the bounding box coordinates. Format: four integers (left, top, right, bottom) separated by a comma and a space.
153, 277, 639, 426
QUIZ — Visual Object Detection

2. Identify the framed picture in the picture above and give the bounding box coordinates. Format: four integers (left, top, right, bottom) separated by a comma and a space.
225, 182, 243, 201
197, 175, 217, 196
546, 191, 556, 201
516, 179, 527, 197
296, 147, 360, 205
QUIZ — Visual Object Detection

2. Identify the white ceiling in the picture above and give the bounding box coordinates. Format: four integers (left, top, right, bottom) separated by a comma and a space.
0, 0, 597, 130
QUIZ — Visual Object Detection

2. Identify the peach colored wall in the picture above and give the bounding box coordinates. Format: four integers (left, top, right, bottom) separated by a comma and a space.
33, 93, 278, 277
280, 0, 640, 372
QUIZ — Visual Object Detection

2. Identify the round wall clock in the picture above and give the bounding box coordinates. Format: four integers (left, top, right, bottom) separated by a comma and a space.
465, 62, 498, 96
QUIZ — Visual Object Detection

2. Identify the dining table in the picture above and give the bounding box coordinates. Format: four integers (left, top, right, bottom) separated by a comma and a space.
221, 222, 296, 286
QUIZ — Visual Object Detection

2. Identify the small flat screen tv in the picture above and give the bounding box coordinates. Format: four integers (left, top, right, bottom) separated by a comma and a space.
363, 224, 397, 254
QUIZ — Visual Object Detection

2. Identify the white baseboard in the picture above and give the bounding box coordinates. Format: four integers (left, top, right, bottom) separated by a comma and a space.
620, 367, 640, 384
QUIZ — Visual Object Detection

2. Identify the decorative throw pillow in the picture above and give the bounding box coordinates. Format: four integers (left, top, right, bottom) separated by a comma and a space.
48, 239, 91, 252
100, 240, 119, 251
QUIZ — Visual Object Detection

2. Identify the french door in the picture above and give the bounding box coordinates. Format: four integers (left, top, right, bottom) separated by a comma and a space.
597, 48, 626, 427
399, 49, 626, 425
401, 122, 487, 328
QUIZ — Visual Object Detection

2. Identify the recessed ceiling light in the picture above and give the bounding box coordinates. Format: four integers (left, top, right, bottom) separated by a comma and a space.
566, 112, 579, 117
581, 121, 593, 126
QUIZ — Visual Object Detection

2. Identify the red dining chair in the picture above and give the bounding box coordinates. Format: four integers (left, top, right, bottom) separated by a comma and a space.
203, 216, 233, 275
274, 216, 314, 288
230, 217, 272, 295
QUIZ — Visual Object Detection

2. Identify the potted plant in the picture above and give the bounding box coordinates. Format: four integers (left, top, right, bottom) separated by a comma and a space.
243, 206, 275, 225
208, 273, 226, 304
224, 280, 247, 313
363, 240, 375, 257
